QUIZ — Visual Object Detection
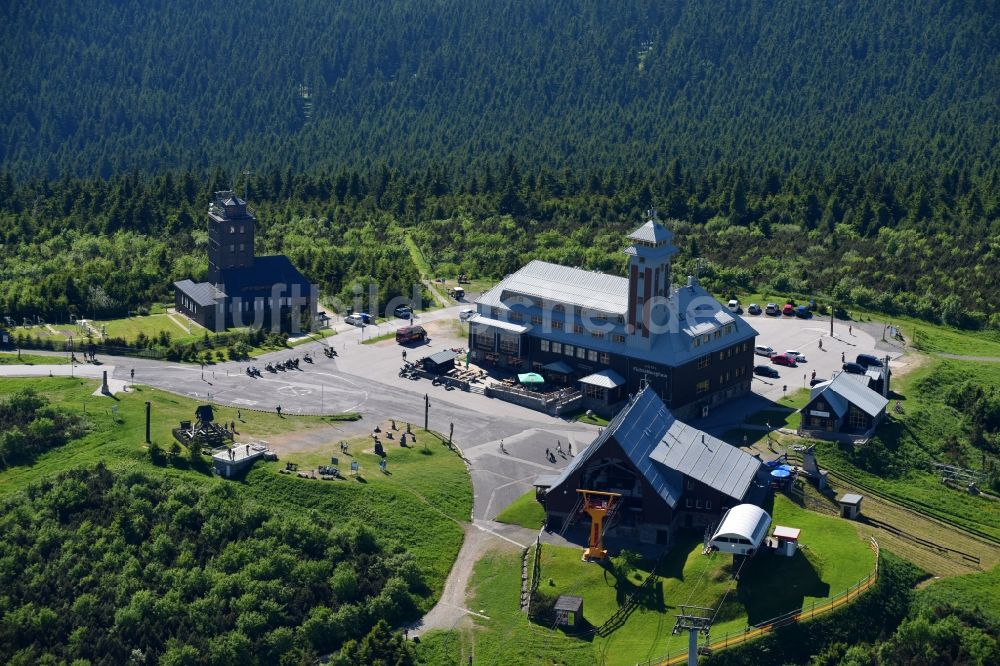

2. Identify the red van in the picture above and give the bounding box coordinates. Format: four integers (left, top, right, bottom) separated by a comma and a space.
395, 325, 427, 344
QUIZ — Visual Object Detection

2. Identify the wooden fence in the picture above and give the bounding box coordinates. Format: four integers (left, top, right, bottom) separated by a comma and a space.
647, 537, 880, 665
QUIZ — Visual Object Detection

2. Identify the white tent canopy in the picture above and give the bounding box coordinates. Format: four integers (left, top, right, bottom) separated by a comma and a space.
709, 504, 772, 555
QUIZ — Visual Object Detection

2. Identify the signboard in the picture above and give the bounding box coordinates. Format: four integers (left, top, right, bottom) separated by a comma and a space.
631, 364, 669, 380
350, 461, 359, 473
809, 410, 830, 418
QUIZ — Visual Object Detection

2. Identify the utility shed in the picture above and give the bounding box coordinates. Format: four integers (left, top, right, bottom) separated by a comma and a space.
422, 349, 457, 374
709, 504, 772, 556
839, 493, 863, 520
554, 595, 584, 628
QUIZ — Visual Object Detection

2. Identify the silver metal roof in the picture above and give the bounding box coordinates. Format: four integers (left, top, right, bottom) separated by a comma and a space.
547, 388, 761, 508
475, 275, 757, 368
481, 260, 630, 315
174, 279, 226, 307
808, 372, 888, 418
627, 219, 675, 245
578, 369, 625, 388
649, 418, 762, 502
468, 314, 528, 334
547, 388, 683, 507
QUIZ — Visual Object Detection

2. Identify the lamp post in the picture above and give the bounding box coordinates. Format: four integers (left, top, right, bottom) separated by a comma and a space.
68, 335, 74, 377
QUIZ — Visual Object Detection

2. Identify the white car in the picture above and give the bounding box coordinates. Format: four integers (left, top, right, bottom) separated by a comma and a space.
785, 350, 807, 362
727, 299, 740, 312
754, 345, 775, 357
458, 308, 476, 321
344, 314, 365, 327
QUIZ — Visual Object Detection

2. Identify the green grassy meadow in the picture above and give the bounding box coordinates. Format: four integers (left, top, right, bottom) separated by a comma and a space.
0, 351, 70, 365
421, 495, 874, 665
495, 490, 545, 529
0, 375, 470, 608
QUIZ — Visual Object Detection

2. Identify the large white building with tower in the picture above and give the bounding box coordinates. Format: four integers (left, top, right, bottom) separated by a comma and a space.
468, 211, 758, 418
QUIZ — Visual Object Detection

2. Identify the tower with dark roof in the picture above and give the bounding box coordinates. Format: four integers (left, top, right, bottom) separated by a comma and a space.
207, 191, 255, 284
625, 210, 678, 345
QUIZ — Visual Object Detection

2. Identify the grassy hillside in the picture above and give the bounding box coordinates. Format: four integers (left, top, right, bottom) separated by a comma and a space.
0, 377, 471, 648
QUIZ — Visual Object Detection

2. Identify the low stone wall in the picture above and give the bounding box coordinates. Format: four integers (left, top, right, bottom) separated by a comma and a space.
484, 385, 581, 415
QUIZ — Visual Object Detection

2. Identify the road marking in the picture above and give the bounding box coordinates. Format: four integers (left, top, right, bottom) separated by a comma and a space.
440, 602, 490, 620
472, 522, 527, 548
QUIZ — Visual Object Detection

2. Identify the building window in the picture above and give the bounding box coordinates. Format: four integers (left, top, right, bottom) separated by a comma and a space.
564, 344, 574, 356
725, 324, 734, 334
229, 225, 235, 233
705, 500, 712, 510
491, 308, 499, 318
848, 406, 868, 430
229, 244, 235, 252
685, 498, 692, 508
540, 340, 549, 352
591, 331, 604, 339
510, 312, 523, 323
574, 324, 584, 334
576, 347, 585, 359
530, 315, 542, 325
240, 225, 245, 234
714, 330, 722, 339
613, 334, 625, 344
588, 350, 598, 362
719, 351, 725, 361
584, 384, 605, 400
239, 243, 245, 252
692, 337, 700, 348
696, 499, 703, 509
552, 321, 564, 330
554, 304, 564, 313
552, 342, 562, 354
698, 355, 710, 369
696, 379, 710, 395
599, 352, 610, 364
686, 479, 695, 490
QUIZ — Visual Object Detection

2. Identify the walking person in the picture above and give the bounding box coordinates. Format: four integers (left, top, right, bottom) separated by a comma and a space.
568, 442, 572, 456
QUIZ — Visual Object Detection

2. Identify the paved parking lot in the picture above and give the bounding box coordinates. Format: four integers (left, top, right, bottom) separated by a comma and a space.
744, 312, 897, 401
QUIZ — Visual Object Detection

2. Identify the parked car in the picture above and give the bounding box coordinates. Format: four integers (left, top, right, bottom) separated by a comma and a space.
393, 304, 413, 318
765, 303, 779, 316
754, 365, 780, 378
344, 314, 365, 327
784, 350, 807, 362
771, 353, 797, 367
782, 303, 795, 316
395, 325, 427, 344
754, 345, 775, 357
727, 299, 741, 313
458, 308, 476, 321
842, 362, 865, 375
809, 377, 827, 386
856, 353, 883, 368
747, 303, 762, 315
794, 305, 812, 318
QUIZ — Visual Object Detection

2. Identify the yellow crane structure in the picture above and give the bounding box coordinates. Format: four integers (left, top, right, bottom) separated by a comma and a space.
578, 489, 621, 561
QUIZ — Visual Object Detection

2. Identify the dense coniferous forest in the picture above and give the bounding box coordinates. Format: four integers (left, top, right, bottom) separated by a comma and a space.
0, 466, 424, 665
1, 0, 997, 180
0, 165, 997, 330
